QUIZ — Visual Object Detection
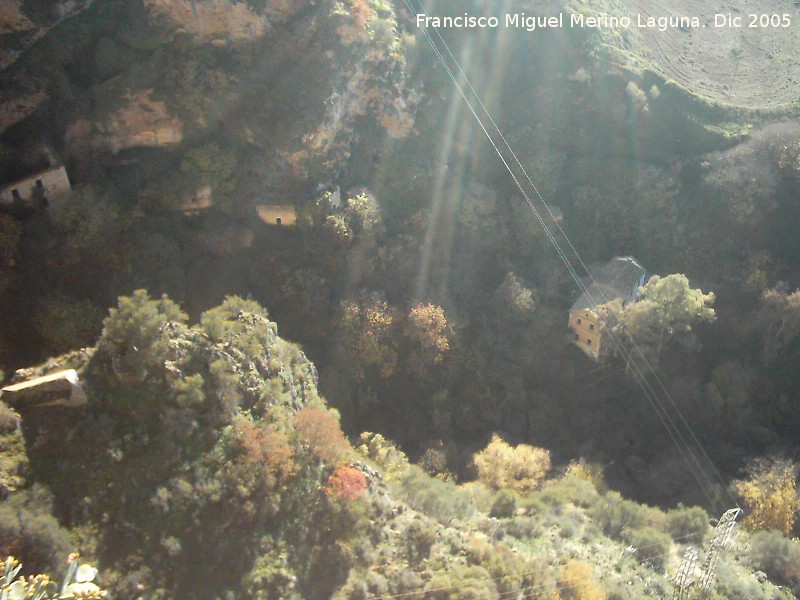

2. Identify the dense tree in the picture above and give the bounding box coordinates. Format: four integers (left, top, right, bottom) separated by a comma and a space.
733, 457, 799, 535
293, 407, 350, 465
337, 291, 397, 380
345, 191, 383, 236
96, 289, 188, 383
607, 274, 716, 359
404, 303, 450, 373
753, 284, 800, 361
324, 465, 367, 501
0, 402, 26, 497
178, 143, 238, 210
473, 434, 551, 495
32, 294, 104, 355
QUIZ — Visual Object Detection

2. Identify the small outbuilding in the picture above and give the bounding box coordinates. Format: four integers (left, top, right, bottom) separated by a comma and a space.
1, 369, 87, 409
0, 164, 70, 207
256, 204, 297, 226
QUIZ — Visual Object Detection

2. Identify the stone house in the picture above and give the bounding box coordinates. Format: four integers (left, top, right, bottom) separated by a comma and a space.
1, 369, 87, 409
256, 204, 297, 226
0, 164, 70, 207
568, 256, 648, 360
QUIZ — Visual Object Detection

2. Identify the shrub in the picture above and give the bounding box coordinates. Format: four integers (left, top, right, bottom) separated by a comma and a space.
503, 515, 545, 540
0, 403, 26, 496
293, 408, 350, 465
623, 526, 672, 570
355, 432, 409, 480
0, 486, 71, 576
714, 559, 771, 600
200, 295, 269, 342
748, 530, 800, 595
404, 519, 436, 565
473, 435, 551, 494
345, 191, 382, 235
565, 459, 608, 493
664, 504, 709, 542
0, 555, 105, 599
540, 475, 600, 509
425, 565, 497, 599
393, 465, 474, 524
32, 294, 104, 354
405, 304, 450, 371
589, 492, 650, 540
558, 560, 606, 600
233, 417, 294, 478
490, 489, 518, 519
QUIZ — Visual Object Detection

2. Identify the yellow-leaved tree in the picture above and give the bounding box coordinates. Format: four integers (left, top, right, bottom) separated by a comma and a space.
733, 457, 799, 535
473, 434, 551, 495
558, 561, 606, 600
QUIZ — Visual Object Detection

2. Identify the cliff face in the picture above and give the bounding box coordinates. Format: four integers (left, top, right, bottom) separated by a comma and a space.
0, 0, 99, 71
143, 0, 269, 43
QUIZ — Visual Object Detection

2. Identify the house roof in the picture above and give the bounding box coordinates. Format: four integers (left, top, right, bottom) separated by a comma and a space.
570, 256, 646, 313
1, 368, 87, 408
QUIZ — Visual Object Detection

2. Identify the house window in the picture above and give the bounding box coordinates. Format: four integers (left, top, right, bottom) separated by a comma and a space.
276, 217, 282, 225
574, 333, 579, 341
586, 339, 592, 346
589, 323, 595, 331
577, 318, 582, 325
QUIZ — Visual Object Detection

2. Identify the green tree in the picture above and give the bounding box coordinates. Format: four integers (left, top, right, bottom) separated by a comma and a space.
32, 294, 104, 354
179, 143, 237, 207
97, 289, 188, 383
344, 190, 382, 236
0, 402, 26, 496
753, 285, 800, 361
609, 274, 716, 357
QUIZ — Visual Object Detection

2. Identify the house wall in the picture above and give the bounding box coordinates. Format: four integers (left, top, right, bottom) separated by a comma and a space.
568, 309, 601, 360
256, 204, 297, 226
0, 165, 71, 205
180, 184, 213, 213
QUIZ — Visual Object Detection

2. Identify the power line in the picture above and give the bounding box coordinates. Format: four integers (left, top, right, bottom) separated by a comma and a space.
403, 0, 739, 514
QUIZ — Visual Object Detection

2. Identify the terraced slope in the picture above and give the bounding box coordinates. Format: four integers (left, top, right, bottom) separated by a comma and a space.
571, 0, 800, 109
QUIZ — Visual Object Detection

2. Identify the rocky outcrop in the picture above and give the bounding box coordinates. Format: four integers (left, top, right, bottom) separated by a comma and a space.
66, 88, 182, 154
0, 0, 99, 71
144, 0, 269, 44
0, 77, 46, 134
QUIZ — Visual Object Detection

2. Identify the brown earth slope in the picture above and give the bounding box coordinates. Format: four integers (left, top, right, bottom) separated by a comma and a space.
570, 0, 800, 109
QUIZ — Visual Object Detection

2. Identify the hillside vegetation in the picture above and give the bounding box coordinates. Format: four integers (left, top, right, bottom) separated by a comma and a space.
1, 291, 797, 598
0, 0, 799, 597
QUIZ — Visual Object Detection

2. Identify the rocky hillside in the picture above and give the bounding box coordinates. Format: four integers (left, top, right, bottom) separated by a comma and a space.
2, 291, 798, 599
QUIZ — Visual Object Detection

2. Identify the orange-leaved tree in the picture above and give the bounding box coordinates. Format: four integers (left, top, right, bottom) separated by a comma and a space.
325, 465, 367, 501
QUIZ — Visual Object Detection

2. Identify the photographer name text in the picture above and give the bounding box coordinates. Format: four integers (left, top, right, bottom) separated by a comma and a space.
415, 12, 793, 32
